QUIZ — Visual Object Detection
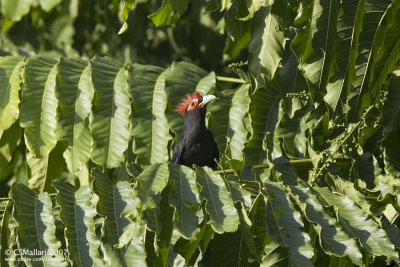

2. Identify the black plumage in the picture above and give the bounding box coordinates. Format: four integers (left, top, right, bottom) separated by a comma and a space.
172, 93, 219, 168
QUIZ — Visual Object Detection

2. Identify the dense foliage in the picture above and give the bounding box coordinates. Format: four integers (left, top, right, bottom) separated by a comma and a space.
1, 0, 400, 266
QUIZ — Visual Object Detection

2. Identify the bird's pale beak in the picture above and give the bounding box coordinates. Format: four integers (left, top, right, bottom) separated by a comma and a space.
200, 95, 216, 106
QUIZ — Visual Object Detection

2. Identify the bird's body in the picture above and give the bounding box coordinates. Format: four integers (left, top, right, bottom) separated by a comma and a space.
172, 93, 219, 168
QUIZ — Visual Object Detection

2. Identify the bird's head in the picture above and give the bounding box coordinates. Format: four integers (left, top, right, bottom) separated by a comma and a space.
175, 93, 216, 117
175, 93, 216, 130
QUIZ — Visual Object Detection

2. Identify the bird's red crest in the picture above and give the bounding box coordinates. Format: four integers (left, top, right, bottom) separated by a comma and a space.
175, 92, 203, 116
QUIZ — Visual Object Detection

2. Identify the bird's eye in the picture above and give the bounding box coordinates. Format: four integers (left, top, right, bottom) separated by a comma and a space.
191, 102, 195, 106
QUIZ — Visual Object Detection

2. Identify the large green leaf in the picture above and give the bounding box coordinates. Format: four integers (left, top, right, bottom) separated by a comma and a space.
133, 163, 169, 210
20, 56, 59, 158
168, 163, 202, 240
289, 182, 363, 265
53, 180, 104, 266
195, 166, 239, 233
244, 85, 280, 164
227, 84, 251, 161
92, 169, 139, 267
56, 57, 93, 175
264, 181, 314, 267
10, 183, 67, 266
291, 0, 339, 104
128, 64, 171, 165
361, 0, 400, 113
0, 56, 24, 132
313, 186, 399, 263
324, 0, 365, 115
90, 56, 131, 168
248, 6, 285, 88
347, 0, 391, 120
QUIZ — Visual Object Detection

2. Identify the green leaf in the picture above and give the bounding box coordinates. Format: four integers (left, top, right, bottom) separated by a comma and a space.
117, 220, 147, 266
226, 175, 252, 209
195, 166, 239, 233
289, 182, 363, 266
356, 152, 379, 189
236, 200, 260, 264
236, 0, 267, 21
92, 169, 139, 266
152, 182, 175, 267
133, 163, 169, 210
313, 186, 399, 264
90, 57, 131, 168
212, 231, 256, 267
0, 56, 24, 131
20, 56, 59, 158
291, 0, 339, 104
244, 85, 280, 164
56, 57, 93, 175
53, 180, 104, 266
363, 0, 400, 113
381, 217, 400, 249
148, 0, 190, 27
116, 217, 148, 266
128, 64, 171, 164
347, 0, 391, 120
0, 0, 34, 20
10, 183, 67, 266
118, 0, 136, 33
225, 6, 252, 40
383, 131, 400, 175
173, 219, 208, 265
121, 0, 136, 21
324, 0, 365, 115
248, 6, 285, 87
0, 122, 22, 182
325, 174, 371, 214
38, 0, 62, 12
278, 50, 309, 118
273, 107, 310, 158
131, 65, 172, 164
227, 84, 251, 161
383, 70, 400, 132
26, 142, 65, 193
195, 72, 216, 96
372, 175, 400, 201
0, 200, 13, 266
264, 181, 314, 267
207, 90, 234, 162
168, 163, 202, 240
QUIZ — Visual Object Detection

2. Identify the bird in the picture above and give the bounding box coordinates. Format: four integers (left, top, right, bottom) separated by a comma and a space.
172, 92, 219, 168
